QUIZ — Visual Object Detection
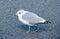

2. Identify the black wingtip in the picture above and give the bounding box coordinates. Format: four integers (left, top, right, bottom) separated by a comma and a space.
46, 21, 51, 24
48, 21, 51, 24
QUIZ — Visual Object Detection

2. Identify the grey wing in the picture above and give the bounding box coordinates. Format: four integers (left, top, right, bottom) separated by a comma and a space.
22, 12, 46, 24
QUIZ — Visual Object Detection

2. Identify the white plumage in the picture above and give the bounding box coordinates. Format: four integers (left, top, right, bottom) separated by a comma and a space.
16, 9, 51, 33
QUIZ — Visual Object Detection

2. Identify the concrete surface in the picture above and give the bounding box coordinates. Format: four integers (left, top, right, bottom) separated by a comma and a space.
0, 0, 60, 39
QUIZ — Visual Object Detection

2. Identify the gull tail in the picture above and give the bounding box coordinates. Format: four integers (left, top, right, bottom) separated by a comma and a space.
44, 21, 51, 24
35, 21, 51, 24
30, 21, 51, 25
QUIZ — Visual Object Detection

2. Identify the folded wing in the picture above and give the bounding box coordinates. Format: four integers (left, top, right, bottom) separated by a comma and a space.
22, 12, 46, 24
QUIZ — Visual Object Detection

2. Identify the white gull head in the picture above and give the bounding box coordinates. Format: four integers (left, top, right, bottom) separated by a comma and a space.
16, 9, 26, 16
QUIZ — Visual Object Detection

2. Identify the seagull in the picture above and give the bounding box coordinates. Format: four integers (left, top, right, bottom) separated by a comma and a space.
16, 9, 51, 33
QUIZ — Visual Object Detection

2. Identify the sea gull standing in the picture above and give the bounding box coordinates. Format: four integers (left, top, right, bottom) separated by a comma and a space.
16, 9, 51, 33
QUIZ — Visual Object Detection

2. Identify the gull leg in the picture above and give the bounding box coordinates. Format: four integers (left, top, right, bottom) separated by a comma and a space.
35, 24, 39, 32
36, 26, 39, 32
36, 24, 39, 32
26, 26, 30, 33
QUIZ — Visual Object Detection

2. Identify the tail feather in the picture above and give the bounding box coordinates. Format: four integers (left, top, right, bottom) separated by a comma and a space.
44, 21, 51, 24
30, 21, 51, 25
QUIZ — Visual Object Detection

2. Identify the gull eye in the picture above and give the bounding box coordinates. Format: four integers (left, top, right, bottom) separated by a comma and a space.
19, 12, 21, 14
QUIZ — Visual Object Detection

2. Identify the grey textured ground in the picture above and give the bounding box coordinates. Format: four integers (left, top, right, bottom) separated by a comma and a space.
0, 0, 60, 39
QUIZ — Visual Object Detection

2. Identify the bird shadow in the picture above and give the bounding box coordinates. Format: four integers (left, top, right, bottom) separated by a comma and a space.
17, 24, 53, 32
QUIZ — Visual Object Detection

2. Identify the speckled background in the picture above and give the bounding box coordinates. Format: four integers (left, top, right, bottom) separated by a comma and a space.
0, 0, 60, 39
